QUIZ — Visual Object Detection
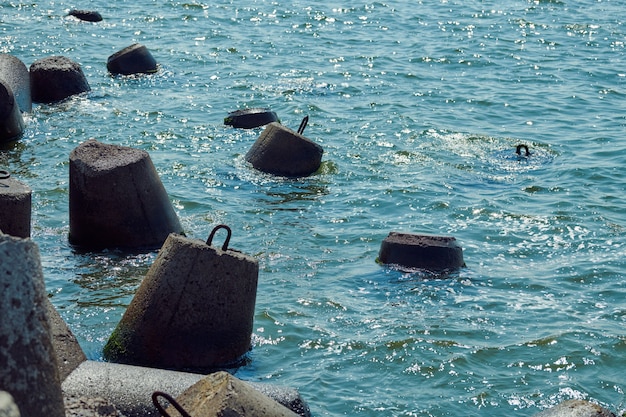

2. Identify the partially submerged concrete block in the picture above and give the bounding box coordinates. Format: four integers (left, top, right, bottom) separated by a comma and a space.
30, 55, 90, 103
245, 122, 323, 177
107, 44, 157, 76
0, 80, 25, 145
378, 232, 465, 272
69, 139, 183, 250
0, 233, 65, 417
532, 400, 616, 417
0, 172, 31, 238
104, 226, 258, 371
0, 53, 32, 112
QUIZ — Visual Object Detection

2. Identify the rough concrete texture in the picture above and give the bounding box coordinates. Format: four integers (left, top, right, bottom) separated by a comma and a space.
245, 122, 323, 177
532, 400, 616, 417
44, 297, 87, 381
0, 80, 25, 144
378, 232, 465, 272
0, 175, 31, 238
0, 53, 32, 112
0, 234, 65, 417
104, 232, 258, 371
0, 391, 20, 417
107, 44, 157, 76
168, 372, 300, 417
64, 395, 127, 417
69, 139, 183, 250
29, 55, 90, 103
62, 361, 311, 417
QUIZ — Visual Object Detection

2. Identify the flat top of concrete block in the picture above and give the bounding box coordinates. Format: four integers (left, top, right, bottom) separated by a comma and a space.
30, 56, 83, 72
70, 139, 149, 171
0, 177, 32, 196
384, 232, 458, 247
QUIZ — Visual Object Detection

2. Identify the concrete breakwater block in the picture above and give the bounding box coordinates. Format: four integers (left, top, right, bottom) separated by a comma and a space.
69, 139, 183, 250
378, 232, 465, 272
245, 121, 323, 177
68, 9, 103, 22
159, 372, 300, 417
0, 80, 25, 144
0, 233, 65, 417
224, 107, 279, 129
104, 226, 258, 371
0, 53, 32, 112
62, 361, 311, 417
0, 172, 31, 238
532, 400, 616, 417
107, 44, 158, 76
30, 55, 91, 103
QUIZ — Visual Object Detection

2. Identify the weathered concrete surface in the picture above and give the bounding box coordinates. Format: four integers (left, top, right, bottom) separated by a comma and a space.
0, 53, 31, 112
0, 234, 65, 417
532, 400, 616, 417
166, 372, 300, 417
0, 174, 31, 238
44, 297, 87, 381
62, 361, 311, 417
0, 80, 25, 144
64, 395, 126, 417
30, 56, 90, 103
224, 108, 279, 129
107, 44, 157, 76
104, 231, 258, 371
69, 139, 183, 250
0, 391, 20, 417
68, 9, 103, 22
378, 232, 465, 272
245, 122, 323, 177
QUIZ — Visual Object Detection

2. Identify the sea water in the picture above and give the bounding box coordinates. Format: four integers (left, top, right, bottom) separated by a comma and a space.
2, 0, 626, 415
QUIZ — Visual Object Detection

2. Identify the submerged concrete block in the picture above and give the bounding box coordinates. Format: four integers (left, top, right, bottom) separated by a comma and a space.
245, 122, 323, 177
69, 139, 183, 250
0, 173, 31, 239
0, 53, 32, 112
104, 226, 258, 371
378, 232, 465, 272
532, 400, 616, 417
30, 55, 90, 103
0, 234, 65, 417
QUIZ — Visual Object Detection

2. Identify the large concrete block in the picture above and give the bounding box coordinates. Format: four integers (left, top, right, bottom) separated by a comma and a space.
0, 53, 31, 112
0, 80, 25, 145
30, 55, 90, 103
0, 234, 65, 417
69, 139, 183, 250
378, 232, 465, 272
104, 226, 258, 371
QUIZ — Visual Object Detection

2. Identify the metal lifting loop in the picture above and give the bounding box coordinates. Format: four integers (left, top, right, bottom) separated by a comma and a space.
515, 144, 530, 157
297, 115, 309, 135
0, 170, 11, 179
206, 224, 232, 251
151, 391, 193, 417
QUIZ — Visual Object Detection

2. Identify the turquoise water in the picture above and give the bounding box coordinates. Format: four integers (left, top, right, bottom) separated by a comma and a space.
3, 0, 626, 415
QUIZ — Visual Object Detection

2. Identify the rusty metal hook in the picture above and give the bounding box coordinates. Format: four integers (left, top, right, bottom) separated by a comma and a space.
515, 144, 530, 157
152, 391, 193, 417
206, 224, 232, 251
0, 170, 11, 179
297, 115, 309, 135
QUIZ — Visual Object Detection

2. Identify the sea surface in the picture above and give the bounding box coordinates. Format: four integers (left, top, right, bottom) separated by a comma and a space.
2, 0, 626, 415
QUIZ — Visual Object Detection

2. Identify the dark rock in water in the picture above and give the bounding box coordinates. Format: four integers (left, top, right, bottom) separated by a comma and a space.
532, 400, 616, 417
30, 56, 90, 103
68, 9, 103, 22
107, 44, 158, 76
224, 107, 279, 129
